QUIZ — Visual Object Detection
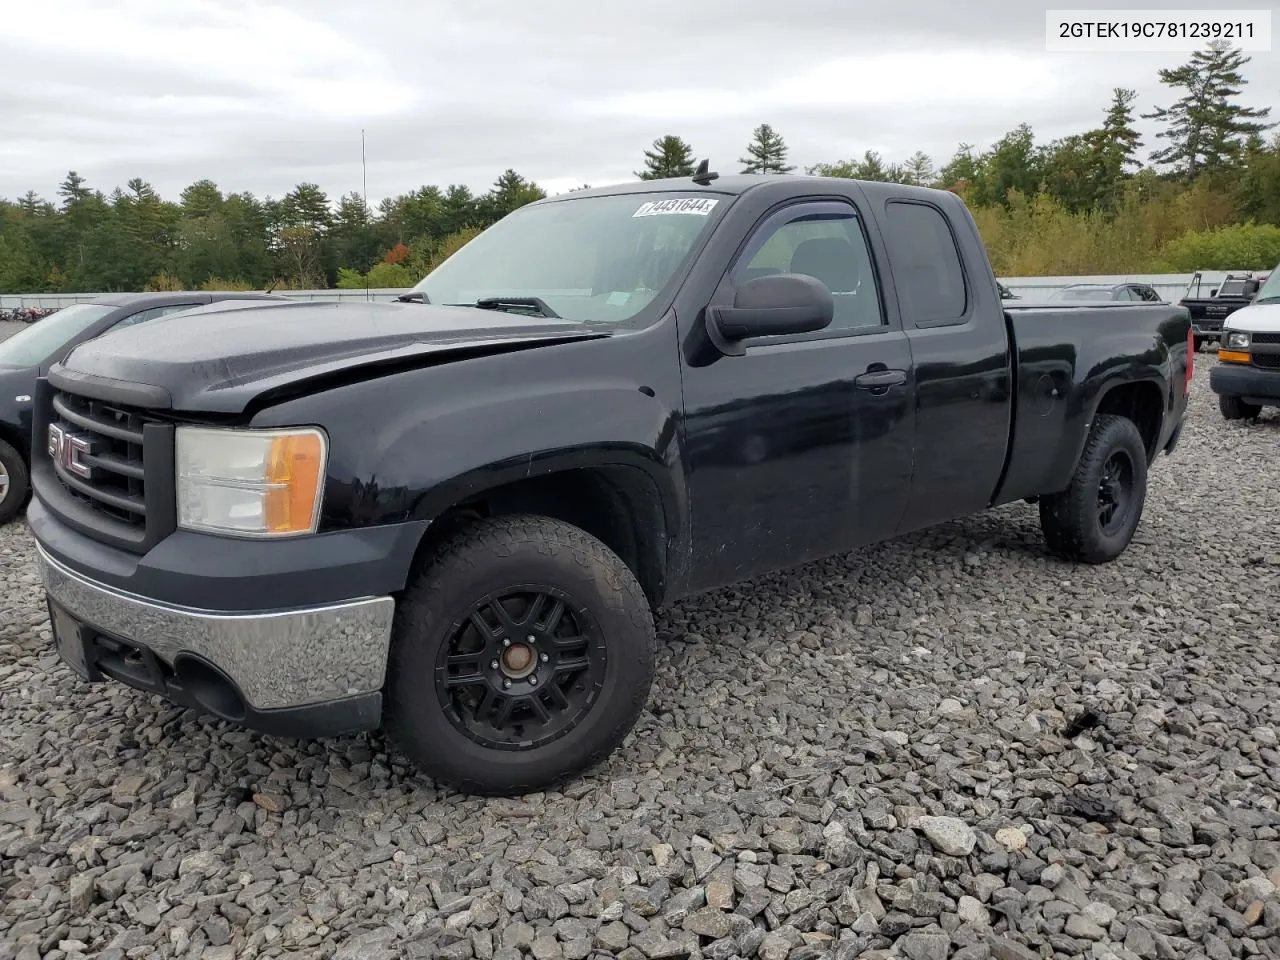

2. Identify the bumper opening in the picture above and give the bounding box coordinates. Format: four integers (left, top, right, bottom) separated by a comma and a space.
173, 654, 247, 723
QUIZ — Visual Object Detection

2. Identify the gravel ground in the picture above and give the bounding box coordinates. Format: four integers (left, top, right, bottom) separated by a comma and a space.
2, 357, 1278, 960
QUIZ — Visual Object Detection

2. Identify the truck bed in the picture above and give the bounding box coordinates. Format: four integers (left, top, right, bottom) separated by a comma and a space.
995, 301, 1191, 505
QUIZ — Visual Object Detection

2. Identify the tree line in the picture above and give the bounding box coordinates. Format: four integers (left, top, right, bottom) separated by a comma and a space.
1, 40, 1277, 295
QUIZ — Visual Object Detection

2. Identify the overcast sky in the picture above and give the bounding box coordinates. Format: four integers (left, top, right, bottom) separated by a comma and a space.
3, 0, 1276, 206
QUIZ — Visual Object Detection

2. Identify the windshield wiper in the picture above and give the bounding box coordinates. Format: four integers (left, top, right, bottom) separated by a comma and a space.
1254, 295, 1280, 304
471, 296, 561, 319
395, 291, 430, 303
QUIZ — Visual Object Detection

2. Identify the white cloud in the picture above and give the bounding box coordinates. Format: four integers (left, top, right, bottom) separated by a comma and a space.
1, 0, 1275, 204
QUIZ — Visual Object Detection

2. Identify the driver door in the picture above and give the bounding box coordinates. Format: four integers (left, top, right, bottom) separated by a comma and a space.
679, 197, 916, 594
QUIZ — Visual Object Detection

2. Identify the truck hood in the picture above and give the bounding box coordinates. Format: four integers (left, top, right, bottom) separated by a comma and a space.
51, 299, 610, 414
1223, 301, 1280, 333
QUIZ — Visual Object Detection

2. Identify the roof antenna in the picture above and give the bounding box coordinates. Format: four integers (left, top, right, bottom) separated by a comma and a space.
692, 159, 719, 185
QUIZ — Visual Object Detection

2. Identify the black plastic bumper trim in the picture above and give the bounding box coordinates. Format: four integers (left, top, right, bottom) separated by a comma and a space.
27, 495, 429, 612
1210, 363, 1280, 402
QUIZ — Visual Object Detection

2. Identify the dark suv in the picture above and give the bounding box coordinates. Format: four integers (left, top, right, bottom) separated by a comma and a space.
1051, 282, 1165, 303
0, 292, 285, 523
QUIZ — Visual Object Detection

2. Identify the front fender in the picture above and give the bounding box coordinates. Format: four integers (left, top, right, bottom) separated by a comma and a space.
247, 331, 690, 586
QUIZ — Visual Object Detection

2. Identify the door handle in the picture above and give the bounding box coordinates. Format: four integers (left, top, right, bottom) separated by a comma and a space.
855, 369, 907, 390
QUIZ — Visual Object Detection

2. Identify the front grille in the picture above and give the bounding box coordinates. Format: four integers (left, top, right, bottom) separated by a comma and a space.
49, 391, 153, 527
1251, 332, 1280, 344
1253, 353, 1280, 369
39, 382, 177, 552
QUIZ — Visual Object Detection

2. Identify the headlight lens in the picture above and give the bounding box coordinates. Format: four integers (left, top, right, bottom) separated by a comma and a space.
1226, 331, 1251, 350
176, 426, 327, 537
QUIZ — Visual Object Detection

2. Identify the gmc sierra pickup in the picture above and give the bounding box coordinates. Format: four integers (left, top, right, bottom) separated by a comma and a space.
1181, 270, 1268, 351
27, 171, 1194, 795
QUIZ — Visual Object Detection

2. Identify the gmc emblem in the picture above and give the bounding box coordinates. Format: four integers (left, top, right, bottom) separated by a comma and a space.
47, 423, 96, 480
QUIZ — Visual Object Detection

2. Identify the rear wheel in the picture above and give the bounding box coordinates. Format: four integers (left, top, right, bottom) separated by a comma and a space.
384, 514, 656, 795
1039, 414, 1148, 564
0, 439, 30, 525
1219, 394, 1262, 421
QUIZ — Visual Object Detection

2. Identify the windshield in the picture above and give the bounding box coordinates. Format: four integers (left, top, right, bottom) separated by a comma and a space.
1218, 279, 1247, 297
410, 192, 726, 325
0, 303, 114, 368
1254, 268, 1280, 303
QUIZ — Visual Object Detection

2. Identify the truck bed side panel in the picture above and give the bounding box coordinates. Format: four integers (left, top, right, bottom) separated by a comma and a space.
993, 303, 1191, 504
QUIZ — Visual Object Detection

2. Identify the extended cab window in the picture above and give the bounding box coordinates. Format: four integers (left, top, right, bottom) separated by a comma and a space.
736, 207, 883, 332
882, 200, 968, 325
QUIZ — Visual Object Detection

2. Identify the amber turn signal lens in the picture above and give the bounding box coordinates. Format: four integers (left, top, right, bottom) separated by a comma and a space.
1218, 350, 1251, 364
263, 432, 326, 534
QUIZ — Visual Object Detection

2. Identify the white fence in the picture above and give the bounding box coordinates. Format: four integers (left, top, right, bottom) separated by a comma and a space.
0, 288, 413, 309
0, 272, 1254, 310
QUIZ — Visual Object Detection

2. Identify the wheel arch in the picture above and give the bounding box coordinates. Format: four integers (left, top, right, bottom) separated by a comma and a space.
1089, 379, 1166, 463
404, 456, 681, 610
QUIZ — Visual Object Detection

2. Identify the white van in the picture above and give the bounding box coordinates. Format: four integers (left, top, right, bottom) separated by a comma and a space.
1211, 265, 1280, 420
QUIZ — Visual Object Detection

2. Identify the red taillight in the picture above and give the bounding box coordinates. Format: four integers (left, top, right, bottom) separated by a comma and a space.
1185, 327, 1194, 397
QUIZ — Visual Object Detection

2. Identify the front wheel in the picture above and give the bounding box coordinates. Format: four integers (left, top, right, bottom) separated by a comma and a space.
1039, 414, 1148, 564
384, 514, 656, 795
1219, 394, 1262, 421
0, 439, 30, 525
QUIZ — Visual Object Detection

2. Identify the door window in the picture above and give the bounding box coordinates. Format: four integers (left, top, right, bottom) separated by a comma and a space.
734, 206, 884, 332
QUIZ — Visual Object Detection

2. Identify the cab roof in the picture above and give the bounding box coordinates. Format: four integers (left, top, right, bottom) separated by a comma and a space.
537, 172, 950, 204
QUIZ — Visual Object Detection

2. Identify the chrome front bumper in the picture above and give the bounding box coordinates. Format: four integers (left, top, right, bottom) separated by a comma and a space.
36, 542, 395, 713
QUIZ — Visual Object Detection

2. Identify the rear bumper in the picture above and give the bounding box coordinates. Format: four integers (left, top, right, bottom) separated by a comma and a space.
1210, 363, 1280, 404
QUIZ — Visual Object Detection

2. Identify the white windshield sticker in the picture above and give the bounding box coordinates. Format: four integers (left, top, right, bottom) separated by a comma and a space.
633, 197, 719, 218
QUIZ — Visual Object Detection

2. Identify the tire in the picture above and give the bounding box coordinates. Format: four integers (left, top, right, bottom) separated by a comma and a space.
0, 439, 30, 525
1219, 394, 1262, 421
1039, 414, 1148, 565
1193, 337, 1204, 353
383, 514, 657, 796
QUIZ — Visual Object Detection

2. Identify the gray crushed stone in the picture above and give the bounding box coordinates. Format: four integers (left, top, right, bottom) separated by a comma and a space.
1, 357, 1278, 959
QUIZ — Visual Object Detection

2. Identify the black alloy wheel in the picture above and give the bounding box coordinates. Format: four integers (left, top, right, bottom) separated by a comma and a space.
384, 514, 656, 796
1096, 449, 1135, 537
435, 585, 606, 751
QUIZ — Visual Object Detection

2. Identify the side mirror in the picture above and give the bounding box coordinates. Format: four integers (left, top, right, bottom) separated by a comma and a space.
1244, 279, 1260, 298
707, 273, 834, 354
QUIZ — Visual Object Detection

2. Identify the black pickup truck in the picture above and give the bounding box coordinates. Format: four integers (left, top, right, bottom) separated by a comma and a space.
1180, 271, 1267, 350
27, 171, 1193, 795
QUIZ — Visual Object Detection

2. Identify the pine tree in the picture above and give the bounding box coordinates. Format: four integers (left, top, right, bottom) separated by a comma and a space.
739, 123, 795, 174
904, 152, 936, 186
1096, 88, 1143, 172
636, 136, 697, 179
57, 171, 91, 208
1086, 88, 1144, 210
1143, 41, 1273, 177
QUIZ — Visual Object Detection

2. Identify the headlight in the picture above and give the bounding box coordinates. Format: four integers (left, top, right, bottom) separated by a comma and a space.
1225, 331, 1251, 350
176, 426, 327, 537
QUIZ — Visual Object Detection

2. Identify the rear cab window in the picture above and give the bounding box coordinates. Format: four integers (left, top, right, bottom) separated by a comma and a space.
880, 200, 968, 326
